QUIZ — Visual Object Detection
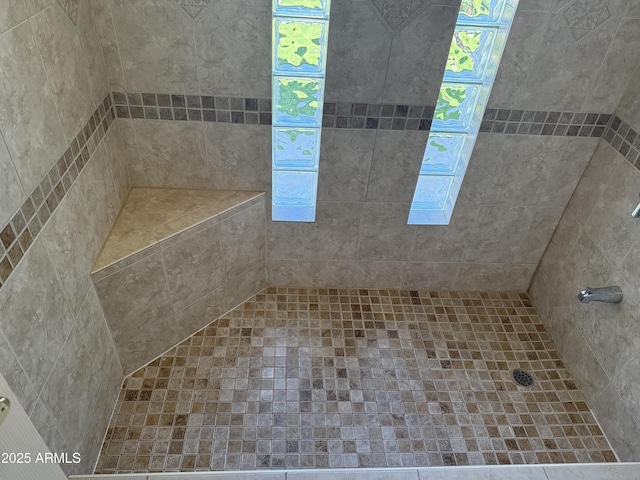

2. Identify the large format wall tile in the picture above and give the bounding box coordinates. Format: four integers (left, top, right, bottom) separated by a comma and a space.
111, 0, 199, 93
40, 185, 98, 316
77, 0, 111, 107
39, 325, 93, 453
519, 0, 628, 111
0, 22, 67, 195
583, 156, 640, 268
93, 250, 174, 349
0, 241, 74, 393
31, 5, 96, 141
195, 0, 270, 97
103, 121, 131, 205
162, 220, 225, 312
317, 129, 375, 202
357, 202, 415, 261
0, 132, 24, 228
583, 18, 640, 112
0, 328, 38, 413
488, 10, 549, 108
220, 201, 266, 275
0, 1, 29, 35
76, 143, 120, 246
92, 0, 126, 91
382, 4, 458, 105
131, 119, 209, 188
304, 202, 364, 260
205, 123, 271, 191
366, 130, 427, 203
325, 0, 391, 103
592, 383, 640, 461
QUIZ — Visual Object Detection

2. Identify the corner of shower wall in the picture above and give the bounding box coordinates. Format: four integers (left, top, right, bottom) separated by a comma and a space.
529, 134, 640, 460
0, 1, 132, 474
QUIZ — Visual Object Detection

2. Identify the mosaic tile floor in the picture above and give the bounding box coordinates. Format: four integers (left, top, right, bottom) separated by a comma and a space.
95, 288, 616, 474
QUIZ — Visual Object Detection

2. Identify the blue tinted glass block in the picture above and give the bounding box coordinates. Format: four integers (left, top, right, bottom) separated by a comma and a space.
273, 127, 320, 170
273, 170, 317, 207
411, 175, 454, 211
420, 133, 466, 175
273, 0, 331, 18
432, 83, 480, 131
444, 28, 496, 82
273, 76, 323, 126
274, 19, 328, 75
458, 0, 507, 26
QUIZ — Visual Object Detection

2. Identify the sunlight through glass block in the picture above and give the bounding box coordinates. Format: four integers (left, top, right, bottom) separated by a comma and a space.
274, 19, 328, 75
273, 128, 320, 170
274, 0, 330, 18
274, 77, 323, 127
409, 0, 518, 225
433, 83, 480, 131
273, 170, 317, 206
420, 133, 467, 175
412, 176, 454, 211
444, 28, 497, 82
458, 0, 508, 26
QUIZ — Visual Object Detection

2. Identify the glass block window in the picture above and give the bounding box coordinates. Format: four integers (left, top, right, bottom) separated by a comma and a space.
408, 0, 519, 225
272, 0, 330, 222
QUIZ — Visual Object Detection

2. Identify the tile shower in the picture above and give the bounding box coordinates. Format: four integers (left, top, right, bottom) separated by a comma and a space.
0, 0, 639, 477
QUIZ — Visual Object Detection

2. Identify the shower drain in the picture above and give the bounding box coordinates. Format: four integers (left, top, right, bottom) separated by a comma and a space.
512, 369, 534, 387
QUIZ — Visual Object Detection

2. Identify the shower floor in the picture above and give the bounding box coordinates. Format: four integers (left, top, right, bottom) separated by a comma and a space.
95, 287, 616, 474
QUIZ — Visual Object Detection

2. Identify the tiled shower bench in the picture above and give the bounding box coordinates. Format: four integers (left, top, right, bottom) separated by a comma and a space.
91, 188, 267, 374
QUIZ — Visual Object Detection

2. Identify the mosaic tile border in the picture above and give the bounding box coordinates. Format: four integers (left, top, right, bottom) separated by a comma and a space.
111, 92, 609, 137
0, 94, 115, 292
603, 115, 640, 170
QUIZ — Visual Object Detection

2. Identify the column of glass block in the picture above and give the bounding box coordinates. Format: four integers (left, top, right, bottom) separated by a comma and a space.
272, 0, 330, 222
408, 0, 519, 225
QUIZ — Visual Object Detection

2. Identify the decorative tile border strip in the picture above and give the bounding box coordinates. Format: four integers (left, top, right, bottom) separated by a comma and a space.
603, 115, 640, 169
0, 94, 115, 291
111, 92, 610, 137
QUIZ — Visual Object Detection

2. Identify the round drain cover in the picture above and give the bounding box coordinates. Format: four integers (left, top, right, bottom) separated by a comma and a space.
512, 369, 534, 387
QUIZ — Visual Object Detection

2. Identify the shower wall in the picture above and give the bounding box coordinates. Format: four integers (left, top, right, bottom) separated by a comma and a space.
101, 0, 640, 290
530, 68, 640, 459
0, 1, 128, 475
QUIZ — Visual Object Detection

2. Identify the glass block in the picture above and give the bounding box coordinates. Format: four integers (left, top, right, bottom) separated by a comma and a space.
273, 170, 317, 207
273, 127, 320, 170
420, 133, 466, 175
273, 0, 331, 17
274, 19, 328, 75
458, 0, 508, 26
411, 175, 454, 211
273, 76, 324, 126
444, 28, 496, 82
432, 83, 480, 131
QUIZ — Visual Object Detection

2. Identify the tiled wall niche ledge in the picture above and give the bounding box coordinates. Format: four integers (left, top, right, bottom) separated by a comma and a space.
111, 92, 610, 136
0, 94, 115, 292
91, 188, 267, 374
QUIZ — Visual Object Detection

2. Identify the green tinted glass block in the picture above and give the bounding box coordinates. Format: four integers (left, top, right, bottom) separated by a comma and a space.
274, 0, 330, 17
274, 19, 327, 75
444, 28, 496, 82
273, 127, 320, 170
432, 83, 479, 131
458, 0, 507, 25
274, 77, 323, 126
420, 133, 466, 175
